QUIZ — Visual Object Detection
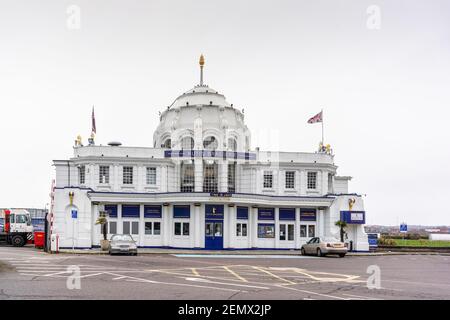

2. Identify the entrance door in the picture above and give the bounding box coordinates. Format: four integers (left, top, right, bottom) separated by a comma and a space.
205, 220, 223, 249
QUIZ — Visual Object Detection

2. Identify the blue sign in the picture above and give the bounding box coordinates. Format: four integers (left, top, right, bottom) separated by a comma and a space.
400, 223, 408, 233
258, 208, 275, 220
300, 209, 316, 221
205, 205, 224, 219
367, 233, 378, 248
144, 205, 162, 218
71, 210, 77, 219
237, 207, 248, 220
279, 208, 296, 221
340, 211, 365, 224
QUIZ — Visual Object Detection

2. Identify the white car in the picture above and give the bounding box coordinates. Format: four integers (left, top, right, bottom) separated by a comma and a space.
301, 237, 348, 257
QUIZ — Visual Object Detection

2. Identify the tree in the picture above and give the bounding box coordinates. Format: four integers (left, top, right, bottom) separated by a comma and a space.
95, 211, 108, 241
335, 220, 347, 243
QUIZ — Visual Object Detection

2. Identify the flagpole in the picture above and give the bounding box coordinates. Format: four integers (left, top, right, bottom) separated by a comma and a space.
321, 109, 324, 145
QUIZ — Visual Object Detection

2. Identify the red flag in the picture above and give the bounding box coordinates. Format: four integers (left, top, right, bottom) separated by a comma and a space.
307, 111, 322, 124
91, 107, 96, 134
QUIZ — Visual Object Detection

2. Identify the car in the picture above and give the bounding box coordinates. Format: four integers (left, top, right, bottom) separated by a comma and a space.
301, 237, 348, 257
109, 234, 138, 255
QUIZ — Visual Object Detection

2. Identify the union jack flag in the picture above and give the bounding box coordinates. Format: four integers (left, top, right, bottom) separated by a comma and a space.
307, 111, 322, 124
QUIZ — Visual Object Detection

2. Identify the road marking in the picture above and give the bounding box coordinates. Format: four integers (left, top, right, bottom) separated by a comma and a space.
279, 285, 348, 300
103, 272, 245, 293
190, 268, 200, 276
252, 266, 296, 285
184, 277, 268, 289
173, 254, 315, 259
342, 293, 383, 300
223, 266, 248, 282
269, 267, 360, 283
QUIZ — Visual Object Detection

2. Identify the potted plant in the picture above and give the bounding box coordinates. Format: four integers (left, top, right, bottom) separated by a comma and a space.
335, 220, 347, 243
95, 208, 109, 251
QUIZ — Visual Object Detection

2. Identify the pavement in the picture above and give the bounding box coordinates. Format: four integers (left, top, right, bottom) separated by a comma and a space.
1, 246, 449, 300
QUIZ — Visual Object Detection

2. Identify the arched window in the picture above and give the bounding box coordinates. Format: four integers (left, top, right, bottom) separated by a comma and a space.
162, 138, 171, 149
227, 138, 237, 151
203, 136, 218, 150
181, 136, 194, 150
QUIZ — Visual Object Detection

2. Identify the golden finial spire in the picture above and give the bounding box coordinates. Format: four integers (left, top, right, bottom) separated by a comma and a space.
199, 54, 205, 85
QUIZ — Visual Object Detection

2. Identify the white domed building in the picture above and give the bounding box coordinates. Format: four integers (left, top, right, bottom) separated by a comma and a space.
52, 56, 369, 251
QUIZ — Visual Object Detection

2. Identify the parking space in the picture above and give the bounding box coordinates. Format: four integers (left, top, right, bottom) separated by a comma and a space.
1, 247, 449, 300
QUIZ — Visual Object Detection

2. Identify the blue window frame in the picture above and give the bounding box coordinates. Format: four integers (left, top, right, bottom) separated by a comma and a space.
300, 209, 316, 221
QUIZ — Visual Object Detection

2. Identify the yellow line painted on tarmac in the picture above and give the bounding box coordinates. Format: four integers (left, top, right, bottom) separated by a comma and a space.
223, 266, 248, 282
191, 268, 200, 276
252, 266, 296, 285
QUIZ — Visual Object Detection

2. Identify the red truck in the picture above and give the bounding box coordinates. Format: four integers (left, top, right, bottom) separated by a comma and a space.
0, 209, 34, 247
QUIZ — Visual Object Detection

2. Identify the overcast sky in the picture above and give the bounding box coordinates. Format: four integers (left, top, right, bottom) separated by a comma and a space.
1, 0, 449, 225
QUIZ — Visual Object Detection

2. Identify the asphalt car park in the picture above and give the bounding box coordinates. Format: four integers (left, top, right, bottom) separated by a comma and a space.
0, 246, 449, 300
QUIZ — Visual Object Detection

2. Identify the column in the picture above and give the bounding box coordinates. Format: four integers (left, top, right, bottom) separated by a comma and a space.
227, 205, 235, 249
194, 204, 201, 248
295, 207, 301, 249
194, 158, 203, 192
218, 160, 228, 192
275, 208, 280, 248
163, 205, 170, 247
251, 207, 258, 248
113, 164, 119, 191
321, 171, 328, 195
299, 171, 306, 195
117, 204, 123, 234
92, 203, 99, 246
318, 208, 325, 238
139, 204, 145, 247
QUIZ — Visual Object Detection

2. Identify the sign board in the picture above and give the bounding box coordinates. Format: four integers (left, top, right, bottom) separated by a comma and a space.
400, 223, 408, 233
340, 211, 365, 224
71, 209, 77, 219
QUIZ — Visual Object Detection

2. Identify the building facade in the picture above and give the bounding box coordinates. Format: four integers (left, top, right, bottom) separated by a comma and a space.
52, 57, 369, 251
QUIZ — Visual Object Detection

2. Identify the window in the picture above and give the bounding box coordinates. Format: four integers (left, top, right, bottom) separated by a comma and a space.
279, 224, 294, 241
203, 136, 218, 150
123, 166, 133, 185
203, 161, 218, 193
328, 173, 333, 193
258, 224, 275, 238
79, 165, 85, 184
308, 225, 316, 237
263, 171, 273, 188
228, 138, 237, 151
99, 166, 109, 184
15, 215, 27, 224
146, 167, 157, 185
236, 223, 247, 237
162, 138, 171, 149
154, 222, 161, 235
145, 221, 161, 235
180, 162, 195, 192
131, 221, 139, 235
109, 221, 117, 234
174, 222, 189, 236
285, 171, 295, 189
300, 224, 316, 238
183, 222, 190, 236
307, 172, 317, 190
300, 225, 307, 238
145, 222, 152, 235
181, 136, 194, 150
123, 221, 130, 234
228, 162, 236, 193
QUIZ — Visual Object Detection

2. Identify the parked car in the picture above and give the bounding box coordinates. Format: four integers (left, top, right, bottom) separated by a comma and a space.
301, 237, 347, 257
109, 234, 138, 255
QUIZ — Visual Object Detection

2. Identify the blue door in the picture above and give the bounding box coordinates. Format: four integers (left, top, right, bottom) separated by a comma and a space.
205, 220, 223, 250
205, 205, 224, 250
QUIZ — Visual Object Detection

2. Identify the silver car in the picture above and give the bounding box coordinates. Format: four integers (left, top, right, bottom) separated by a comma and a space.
301, 237, 348, 257
109, 234, 138, 255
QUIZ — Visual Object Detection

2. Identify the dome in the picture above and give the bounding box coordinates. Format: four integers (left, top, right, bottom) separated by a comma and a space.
153, 56, 251, 152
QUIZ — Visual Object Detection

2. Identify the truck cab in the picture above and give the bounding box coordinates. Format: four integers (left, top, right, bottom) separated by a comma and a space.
0, 209, 34, 247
